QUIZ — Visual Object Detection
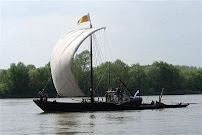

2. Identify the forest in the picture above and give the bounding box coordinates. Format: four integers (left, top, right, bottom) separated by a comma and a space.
0, 50, 201, 98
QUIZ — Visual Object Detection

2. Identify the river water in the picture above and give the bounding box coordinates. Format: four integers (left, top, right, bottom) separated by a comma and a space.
0, 95, 202, 135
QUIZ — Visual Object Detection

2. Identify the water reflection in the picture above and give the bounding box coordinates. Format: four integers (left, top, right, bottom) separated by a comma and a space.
36, 112, 97, 134
105, 111, 138, 124
56, 113, 78, 134
55, 113, 96, 134
90, 114, 96, 119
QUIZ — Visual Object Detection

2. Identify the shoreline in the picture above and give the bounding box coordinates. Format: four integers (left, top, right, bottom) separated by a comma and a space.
0, 93, 201, 99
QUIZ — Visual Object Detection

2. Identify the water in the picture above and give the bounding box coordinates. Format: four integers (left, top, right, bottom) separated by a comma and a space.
0, 95, 202, 135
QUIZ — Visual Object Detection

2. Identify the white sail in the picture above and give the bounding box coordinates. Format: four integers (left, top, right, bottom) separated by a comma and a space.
50, 27, 106, 97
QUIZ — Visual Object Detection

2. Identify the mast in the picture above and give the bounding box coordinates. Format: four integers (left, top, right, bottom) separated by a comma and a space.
108, 61, 111, 87
90, 21, 94, 104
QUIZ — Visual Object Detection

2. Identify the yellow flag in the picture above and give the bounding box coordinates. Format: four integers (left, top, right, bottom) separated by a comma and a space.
77, 14, 90, 25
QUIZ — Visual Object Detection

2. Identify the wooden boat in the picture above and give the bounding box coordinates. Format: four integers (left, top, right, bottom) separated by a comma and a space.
33, 14, 189, 112
33, 98, 189, 112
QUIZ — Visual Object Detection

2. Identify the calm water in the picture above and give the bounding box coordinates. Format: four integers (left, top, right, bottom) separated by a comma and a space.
0, 95, 202, 135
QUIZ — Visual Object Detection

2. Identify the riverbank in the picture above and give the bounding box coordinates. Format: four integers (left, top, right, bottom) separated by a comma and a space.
0, 92, 201, 99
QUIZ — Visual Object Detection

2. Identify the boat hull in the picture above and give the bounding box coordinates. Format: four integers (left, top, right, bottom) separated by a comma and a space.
33, 99, 189, 112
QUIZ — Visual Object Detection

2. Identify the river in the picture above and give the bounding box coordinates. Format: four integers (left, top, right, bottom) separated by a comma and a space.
0, 95, 202, 135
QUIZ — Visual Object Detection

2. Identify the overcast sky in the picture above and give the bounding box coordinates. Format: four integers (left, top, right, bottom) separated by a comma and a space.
0, 0, 201, 69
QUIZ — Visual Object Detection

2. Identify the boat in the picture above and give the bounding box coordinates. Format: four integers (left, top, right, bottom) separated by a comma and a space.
33, 14, 189, 112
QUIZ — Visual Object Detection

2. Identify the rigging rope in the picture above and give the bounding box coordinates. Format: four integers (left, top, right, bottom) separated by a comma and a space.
42, 75, 51, 93
92, 29, 114, 98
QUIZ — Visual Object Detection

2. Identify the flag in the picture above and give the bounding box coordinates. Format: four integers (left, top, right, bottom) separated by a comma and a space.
133, 90, 140, 99
77, 14, 90, 25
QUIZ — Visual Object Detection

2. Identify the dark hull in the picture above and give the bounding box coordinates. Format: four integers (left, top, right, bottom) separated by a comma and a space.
33, 99, 189, 112
164, 104, 189, 108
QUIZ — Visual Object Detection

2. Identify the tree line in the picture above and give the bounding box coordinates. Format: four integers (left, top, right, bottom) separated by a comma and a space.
0, 50, 201, 98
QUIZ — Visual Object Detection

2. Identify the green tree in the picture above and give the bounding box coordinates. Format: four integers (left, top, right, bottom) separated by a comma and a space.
128, 64, 149, 95
28, 68, 40, 95
151, 61, 182, 94
145, 65, 161, 94
1, 50, 202, 98
72, 50, 91, 95
8, 62, 30, 97
94, 61, 111, 95
0, 70, 11, 97
110, 59, 129, 87
192, 69, 202, 93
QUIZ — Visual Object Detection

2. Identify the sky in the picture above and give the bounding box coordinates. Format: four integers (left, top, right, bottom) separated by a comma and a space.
0, 0, 202, 69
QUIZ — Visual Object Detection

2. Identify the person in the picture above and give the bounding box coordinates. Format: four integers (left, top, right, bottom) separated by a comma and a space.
112, 93, 117, 101
151, 100, 154, 105
116, 88, 119, 101
43, 93, 48, 102
38, 91, 43, 101
82, 98, 84, 103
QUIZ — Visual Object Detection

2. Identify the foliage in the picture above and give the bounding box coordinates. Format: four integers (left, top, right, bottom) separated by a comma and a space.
72, 50, 91, 95
0, 62, 56, 98
0, 50, 201, 98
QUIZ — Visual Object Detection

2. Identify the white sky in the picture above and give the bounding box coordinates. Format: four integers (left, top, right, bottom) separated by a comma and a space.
0, 0, 202, 69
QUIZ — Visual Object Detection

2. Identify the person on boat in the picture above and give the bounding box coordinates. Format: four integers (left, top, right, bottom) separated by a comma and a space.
112, 93, 116, 101
42, 93, 48, 102
151, 100, 154, 105
38, 91, 43, 101
116, 86, 123, 101
116, 88, 120, 101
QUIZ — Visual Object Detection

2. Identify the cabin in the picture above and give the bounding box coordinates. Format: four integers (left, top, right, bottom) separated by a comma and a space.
105, 87, 130, 103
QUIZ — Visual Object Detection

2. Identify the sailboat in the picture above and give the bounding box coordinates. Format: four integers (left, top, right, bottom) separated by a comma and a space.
33, 14, 189, 112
